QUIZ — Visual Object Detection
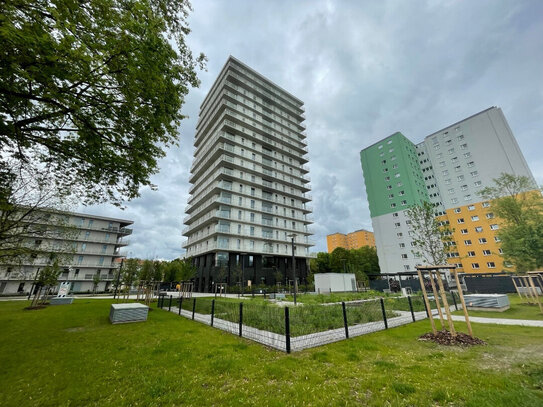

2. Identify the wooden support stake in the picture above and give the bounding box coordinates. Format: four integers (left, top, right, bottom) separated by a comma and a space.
519, 276, 533, 304
435, 270, 455, 336
452, 269, 473, 338
417, 268, 436, 334
528, 276, 543, 314
523, 277, 537, 304
428, 271, 445, 329
511, 277, 527, 303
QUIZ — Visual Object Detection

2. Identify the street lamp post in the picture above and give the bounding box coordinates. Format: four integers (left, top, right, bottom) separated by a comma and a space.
287, 234, 297, 305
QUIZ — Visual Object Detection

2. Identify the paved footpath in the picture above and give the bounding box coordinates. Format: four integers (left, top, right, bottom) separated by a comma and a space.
449, 314, 543, 327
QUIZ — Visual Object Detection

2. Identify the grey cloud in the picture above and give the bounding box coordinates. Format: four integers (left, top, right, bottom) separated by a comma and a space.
81, 0, 543, 257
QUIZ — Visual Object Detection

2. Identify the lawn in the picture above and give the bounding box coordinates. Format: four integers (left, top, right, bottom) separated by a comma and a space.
0, 299, 542, 407
453, 294, 543, 321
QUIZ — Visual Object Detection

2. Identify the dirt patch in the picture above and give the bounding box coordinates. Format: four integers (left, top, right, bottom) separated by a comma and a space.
419, 330, 487, 346
65, 327, 86, 332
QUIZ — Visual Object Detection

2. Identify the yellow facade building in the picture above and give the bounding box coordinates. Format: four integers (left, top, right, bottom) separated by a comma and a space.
440, 200, 508, 273
327, 229, 376, 253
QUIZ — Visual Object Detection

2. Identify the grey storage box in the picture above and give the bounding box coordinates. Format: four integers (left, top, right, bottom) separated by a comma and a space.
109, 303, 149, 324
464, 294, 510, 311
50, 297, 74, 305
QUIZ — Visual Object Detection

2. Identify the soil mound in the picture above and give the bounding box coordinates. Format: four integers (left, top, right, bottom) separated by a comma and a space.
419, 330, 486, 346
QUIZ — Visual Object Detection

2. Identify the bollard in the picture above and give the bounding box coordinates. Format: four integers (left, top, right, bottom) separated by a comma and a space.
451, 291, 458, 311
211, 299, 215, 327
380, 298, 388, 329
192, 298, 196, 320
239, 303, 243, 337
168, 295, 172, 312
408, 296, 416, 322
178, 296, 183, 316
285, 307, 291, 354
342, 302, 349, 339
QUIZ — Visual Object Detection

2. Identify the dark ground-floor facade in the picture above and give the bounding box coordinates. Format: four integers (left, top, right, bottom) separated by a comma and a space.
190, 252, 311, 293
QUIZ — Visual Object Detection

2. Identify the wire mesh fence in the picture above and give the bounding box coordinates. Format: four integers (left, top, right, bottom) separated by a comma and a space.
157, 292, 462, 352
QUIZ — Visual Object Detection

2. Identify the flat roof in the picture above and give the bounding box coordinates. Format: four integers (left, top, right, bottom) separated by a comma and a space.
200, 55, 304, 110
360, 106, 499, 152
423, 106, 496, 141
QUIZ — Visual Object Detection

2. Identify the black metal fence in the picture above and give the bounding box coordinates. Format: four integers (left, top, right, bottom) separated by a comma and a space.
157, 293, 459, 352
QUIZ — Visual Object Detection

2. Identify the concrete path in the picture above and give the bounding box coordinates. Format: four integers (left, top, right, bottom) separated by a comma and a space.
449, 314, 543, 327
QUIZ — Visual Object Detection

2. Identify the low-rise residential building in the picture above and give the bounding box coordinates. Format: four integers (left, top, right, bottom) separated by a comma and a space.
0, 210, 132, 295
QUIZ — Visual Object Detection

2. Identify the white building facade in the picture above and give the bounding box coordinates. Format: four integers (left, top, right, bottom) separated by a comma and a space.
183, 56, 314, 292
0, 211, 132, 295
361, 107, 536, 275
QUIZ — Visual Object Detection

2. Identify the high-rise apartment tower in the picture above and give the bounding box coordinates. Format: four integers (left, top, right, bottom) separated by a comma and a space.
360, 107, 536, 274
183, 57, 313, 292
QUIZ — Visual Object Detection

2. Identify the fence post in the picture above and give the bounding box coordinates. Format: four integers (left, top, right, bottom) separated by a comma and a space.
408, 296, 416, 322
211, 299, 215, 327
380, 298, 388, 329
168, 295, 172, 312
285, 306, 291, 354
239, 302, 243, 337
192, 298, 196, 320
451, 291, 458, 311
178, 296, 183, 316
342, 301, 349, 339
157, 294, 162, 308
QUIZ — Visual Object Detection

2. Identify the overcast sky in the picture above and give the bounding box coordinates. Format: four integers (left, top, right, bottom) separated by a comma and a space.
79, 0, 543, 260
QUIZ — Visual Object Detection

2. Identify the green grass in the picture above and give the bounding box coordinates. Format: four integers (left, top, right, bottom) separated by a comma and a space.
172, 296, 394, 336
283, 290, 393, 304
1, 299, 542, 406
453, 294, 543, 321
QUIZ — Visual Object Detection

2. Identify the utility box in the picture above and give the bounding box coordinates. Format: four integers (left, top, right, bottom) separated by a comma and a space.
464, 294, 510, 312
110, 303, 149, 324
314, 273, 357, 293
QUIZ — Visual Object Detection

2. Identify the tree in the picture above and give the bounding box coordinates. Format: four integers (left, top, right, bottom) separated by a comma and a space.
162, 262, 178, 285
310, 247, 380, 285
92, 273, 101, 295
172, 258, 196, 282
310, 252, 332, 274
0, 161, 76, 266
121, 258, 140, 300
406, 201, 454, 265
31, 258, 61, 307
1, 0, 205, 206
350, 246, 380, 280
480, 173, 543, 272
329, 247, 349, 273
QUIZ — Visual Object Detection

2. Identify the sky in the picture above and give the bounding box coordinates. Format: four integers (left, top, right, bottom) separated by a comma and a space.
79, 0, 543, 260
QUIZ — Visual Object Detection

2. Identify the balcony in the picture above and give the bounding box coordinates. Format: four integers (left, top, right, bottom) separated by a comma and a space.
118, 227, 133, 236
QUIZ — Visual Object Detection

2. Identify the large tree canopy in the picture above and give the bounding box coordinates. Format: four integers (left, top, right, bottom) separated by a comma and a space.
0, 0, 205, 205
309, 247, 380, 283
480, 173, 543, 272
